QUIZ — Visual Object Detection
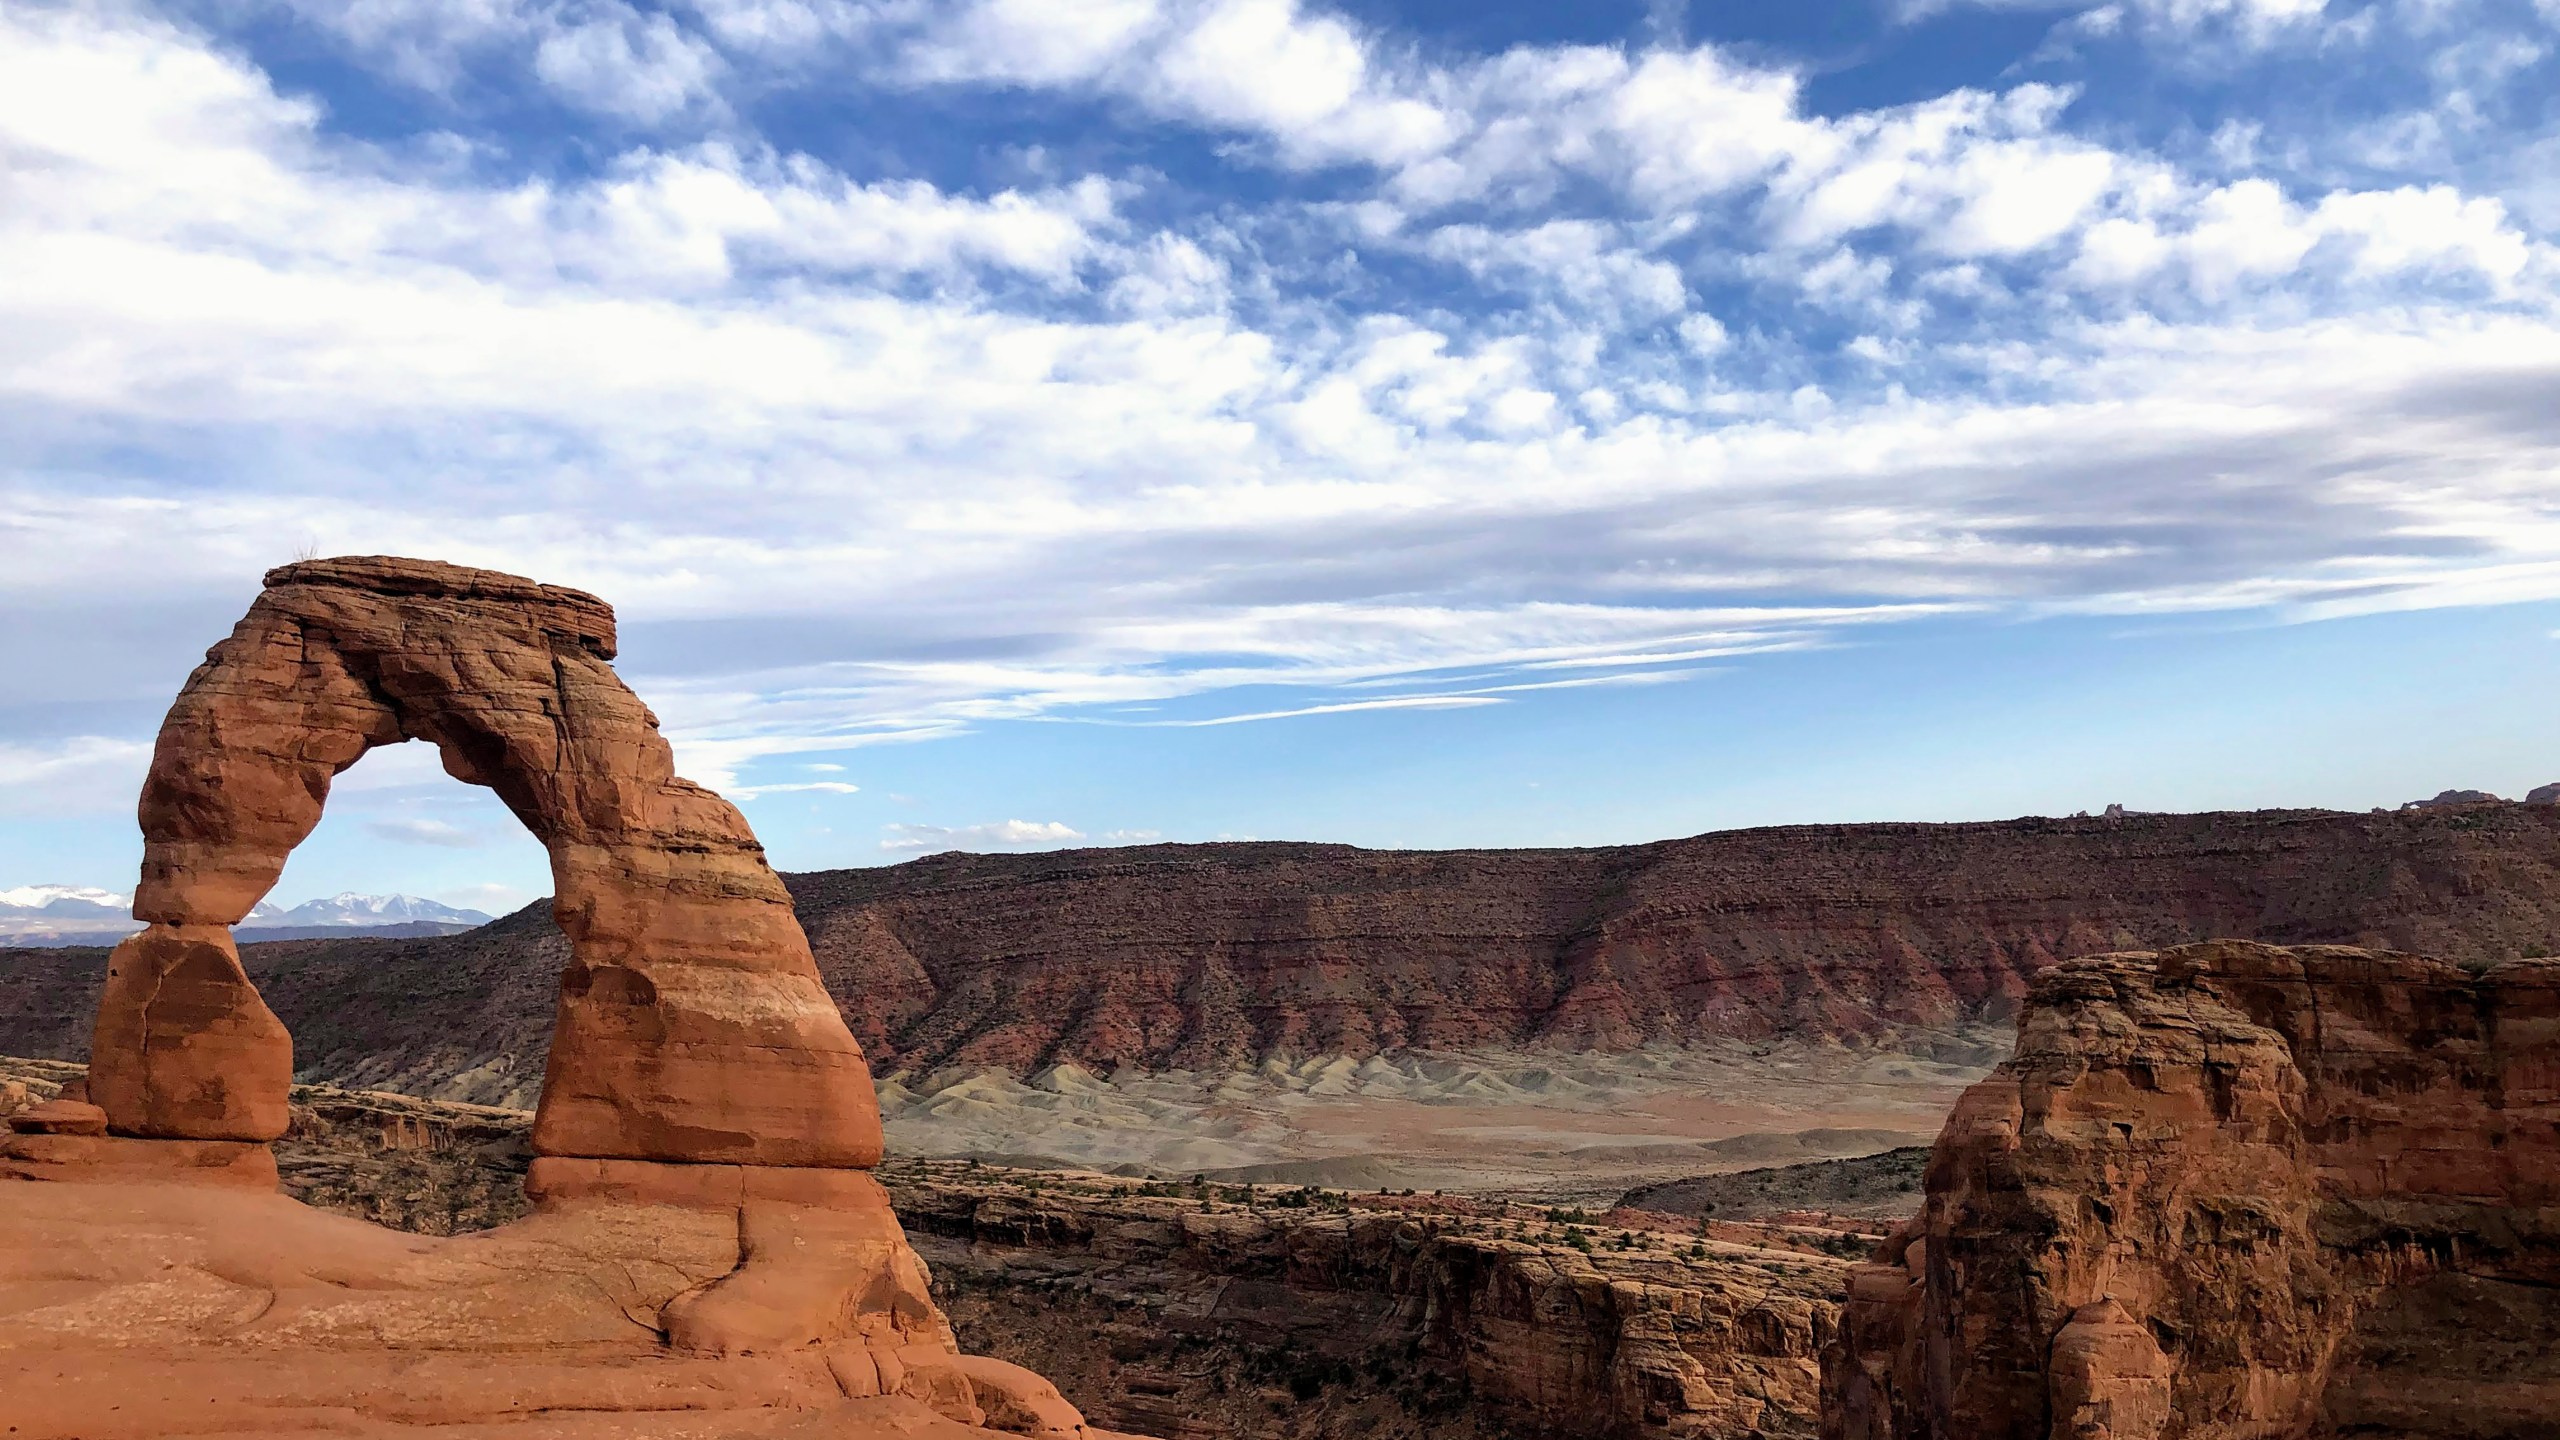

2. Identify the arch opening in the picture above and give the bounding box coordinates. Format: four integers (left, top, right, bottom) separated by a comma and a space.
84, 556, 882, 1170
259, 738, 549, 936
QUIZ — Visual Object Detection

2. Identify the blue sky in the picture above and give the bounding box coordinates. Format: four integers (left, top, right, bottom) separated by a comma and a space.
2, 0, 2556, 914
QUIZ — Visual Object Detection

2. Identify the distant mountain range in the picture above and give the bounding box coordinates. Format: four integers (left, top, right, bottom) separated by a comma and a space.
0, 887, 494, 947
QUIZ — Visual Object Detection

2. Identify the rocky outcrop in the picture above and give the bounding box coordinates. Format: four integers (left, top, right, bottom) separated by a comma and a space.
887, 1165, 1851, 1440
13, 806, 2560, 1101
1, 558, 1107, 1440
1819, 940, 2560, 1440
2400, 789, 2504, 809
5, 1062, 1868, 1440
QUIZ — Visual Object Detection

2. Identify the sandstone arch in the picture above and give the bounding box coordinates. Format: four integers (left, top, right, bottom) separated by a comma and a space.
87, 556, 882, 1169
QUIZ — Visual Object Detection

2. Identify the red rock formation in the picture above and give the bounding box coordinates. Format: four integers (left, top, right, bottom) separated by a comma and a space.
794, 817, 2560, 1072
20, 806, 2560, 1103
0, 557, 1111, 1440
1819, 941, 2560, 1440
97, 555, 876, 1166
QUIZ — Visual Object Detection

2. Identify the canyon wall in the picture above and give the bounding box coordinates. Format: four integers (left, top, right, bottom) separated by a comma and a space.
819, 1164, 1852, 1440
9, 807, 2560, 1099
1820, 940, 2560, 1440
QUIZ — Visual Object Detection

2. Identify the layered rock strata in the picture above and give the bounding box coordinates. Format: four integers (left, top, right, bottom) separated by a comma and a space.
1820, 940, 2560, 1440
13, 807, 2560, 1105
890, 1164, 1849, 1440
0, 558, 1102, 1440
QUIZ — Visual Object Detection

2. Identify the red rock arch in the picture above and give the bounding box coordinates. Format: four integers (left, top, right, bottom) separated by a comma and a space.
88, 557, 882, 1169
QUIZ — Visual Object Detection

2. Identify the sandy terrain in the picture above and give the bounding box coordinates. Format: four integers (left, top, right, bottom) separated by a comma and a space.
877, 1027, 2002, 1205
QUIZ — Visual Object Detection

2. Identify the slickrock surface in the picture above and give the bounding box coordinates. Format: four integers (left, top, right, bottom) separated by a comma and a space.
1819, 940, 2560, 1440
5, 1062, 1872, 1440
12, 808, 2560, 1106
6, 1055, 538, 1232
0, 558, 1109, 1440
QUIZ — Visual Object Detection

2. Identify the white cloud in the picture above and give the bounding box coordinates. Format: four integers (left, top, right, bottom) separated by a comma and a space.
1906, 0, 2328, 43
2068, 176, 2540, 293
902, 0, 1167, 84
2133, 0, 2330, 35
533, 4, 727, 121
1420, 221, 1689, 327
0, 737, 154, 818
891, 0, 1454, 167
3, 0, 2558, 805
437, 881, 531, 912
363, 817, 487, 847
1128, 694, 1506, 726
262, 0, 536, 90
732, 780, 864, 799
554, 149, 1121, 287
879, 819, 1088, 852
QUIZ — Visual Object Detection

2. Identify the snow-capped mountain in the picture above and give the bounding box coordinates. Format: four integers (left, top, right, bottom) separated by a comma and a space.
0, 884, 131, 918
245, 893, 495, 928
0, 888, 494, 946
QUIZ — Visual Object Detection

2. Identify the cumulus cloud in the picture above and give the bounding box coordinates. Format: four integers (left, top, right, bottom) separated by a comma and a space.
533, 4, 726, 122
0, 0, 2556, 821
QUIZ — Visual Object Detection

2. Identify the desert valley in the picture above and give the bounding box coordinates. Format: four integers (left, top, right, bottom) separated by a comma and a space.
11, 0, 2560, 1430
3, 558, 2555, 1440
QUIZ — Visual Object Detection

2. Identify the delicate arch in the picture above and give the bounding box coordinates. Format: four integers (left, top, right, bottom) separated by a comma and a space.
88, 557, 882, 1169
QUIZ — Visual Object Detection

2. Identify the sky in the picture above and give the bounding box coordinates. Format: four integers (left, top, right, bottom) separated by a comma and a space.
2, 0, 2557, 915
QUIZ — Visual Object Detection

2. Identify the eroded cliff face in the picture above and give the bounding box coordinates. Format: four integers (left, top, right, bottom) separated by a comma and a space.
1820, 940, 2560, 1440
10, 807, 2560, 1101
885, 1166, 1852, 1440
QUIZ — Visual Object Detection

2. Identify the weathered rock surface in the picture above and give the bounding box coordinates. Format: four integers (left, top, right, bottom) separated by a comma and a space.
2400, 788, 2505, 809
1619, 1148, 1930, 1224
92, 555, 877, 1165
0, 1169, 1102, 1439
889, 1163, 1852, 1440
4, 1055, 537, 1232
12, 807, 2560, 1103
0, 558, 1111, 1440
1819, 940, 2560, 1440
4, 1061, 1866, 1440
